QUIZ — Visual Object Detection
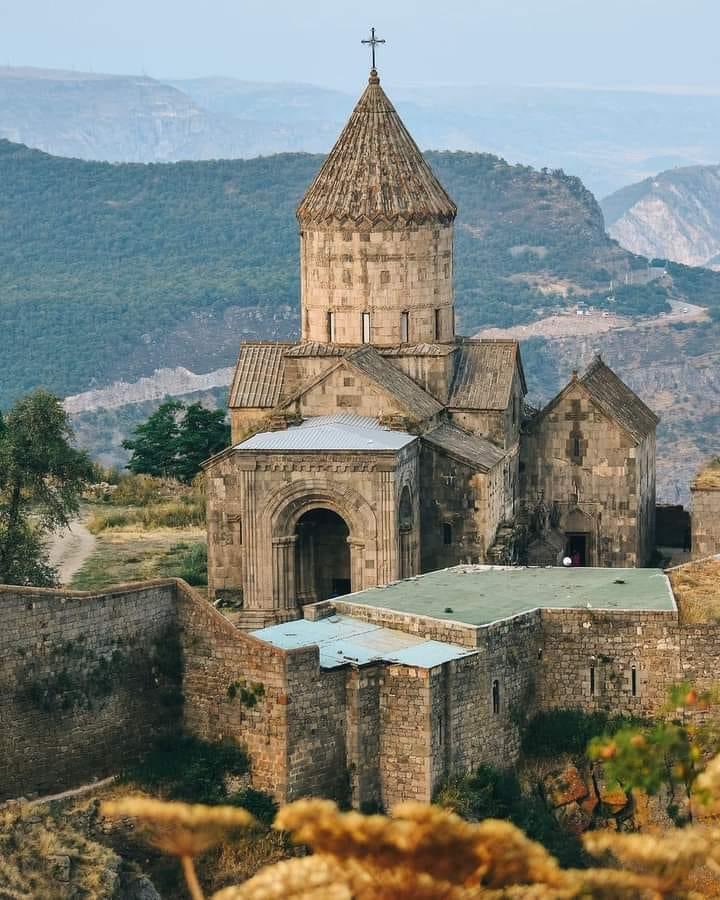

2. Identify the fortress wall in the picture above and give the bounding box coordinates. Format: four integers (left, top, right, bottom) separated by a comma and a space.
380, 664, 432, 810
691, 486, 720, 558
284, 649, 349, 802
0, 581, 181, 801
177, 584, 293, 799
539, 609, 681, 716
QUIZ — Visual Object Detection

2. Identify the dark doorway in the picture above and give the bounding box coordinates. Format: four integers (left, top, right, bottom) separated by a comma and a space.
295, 508, 351, 603
566, 533, 588, 566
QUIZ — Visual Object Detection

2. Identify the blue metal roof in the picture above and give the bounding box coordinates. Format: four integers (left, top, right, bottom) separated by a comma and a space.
251, 613, 475, 669
235, 415, 416, 453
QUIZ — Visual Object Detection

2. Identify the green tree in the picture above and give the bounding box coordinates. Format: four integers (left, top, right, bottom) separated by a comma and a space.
173, 403, 230, 483
122, 399, 183, 479
123, 399, 229, 483
0, 390, 93, 585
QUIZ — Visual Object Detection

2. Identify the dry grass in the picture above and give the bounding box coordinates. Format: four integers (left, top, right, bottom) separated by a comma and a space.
694, 458, 720, 490
0, 801, 120, 899
669, 559, 720, 624
71, 525, 207, 592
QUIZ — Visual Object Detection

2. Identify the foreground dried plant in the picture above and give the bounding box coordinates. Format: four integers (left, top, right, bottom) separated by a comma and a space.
101, 797, 255, 900
101, 793, 719, 899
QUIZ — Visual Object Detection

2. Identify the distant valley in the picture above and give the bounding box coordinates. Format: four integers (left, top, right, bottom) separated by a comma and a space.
5, 66, 720, 195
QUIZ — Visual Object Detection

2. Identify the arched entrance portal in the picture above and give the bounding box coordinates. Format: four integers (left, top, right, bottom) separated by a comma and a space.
295, 508, 351, 604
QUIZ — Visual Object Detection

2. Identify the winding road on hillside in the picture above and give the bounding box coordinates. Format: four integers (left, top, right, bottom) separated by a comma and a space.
46, 518, 96, 585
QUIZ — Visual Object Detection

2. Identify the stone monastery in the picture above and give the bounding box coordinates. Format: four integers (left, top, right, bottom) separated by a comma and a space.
4, 58, 720, 817
204, 63, 659, 630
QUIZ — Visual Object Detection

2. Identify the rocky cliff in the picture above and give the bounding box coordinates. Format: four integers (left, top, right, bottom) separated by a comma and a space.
602, 165, 720, 268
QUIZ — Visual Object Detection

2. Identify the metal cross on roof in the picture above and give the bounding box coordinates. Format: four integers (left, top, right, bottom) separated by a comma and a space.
361, 27, 385, 70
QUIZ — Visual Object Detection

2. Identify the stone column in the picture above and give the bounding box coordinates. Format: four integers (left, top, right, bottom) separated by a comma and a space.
238, 461, 259, 609
272, 535, 297, 612
296, 529, 317, 604
348, 537, 365, 593
376, 466, 397, 585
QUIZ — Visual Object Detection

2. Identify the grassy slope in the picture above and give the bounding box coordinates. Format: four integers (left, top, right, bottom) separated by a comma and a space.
4, 139, 716, 407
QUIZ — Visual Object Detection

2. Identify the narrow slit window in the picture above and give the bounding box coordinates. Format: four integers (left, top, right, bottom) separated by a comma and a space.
434, 308, 441, 341
443, 523, 453, 545
631, 666, 637, 697
590, 666, 595, 696
492, 679, 500, 714
400, 311, 409, 343
362, 312, 371, 344
573, 435, 582, 459
327, 311, 336, 343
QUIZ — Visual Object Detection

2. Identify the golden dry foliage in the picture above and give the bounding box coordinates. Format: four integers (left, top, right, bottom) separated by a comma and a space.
669, 558, 720, 624
212, 800, 664, 900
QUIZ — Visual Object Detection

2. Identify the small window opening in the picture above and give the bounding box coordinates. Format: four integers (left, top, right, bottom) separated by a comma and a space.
492, 679, 500, 714
443, 523, 453, 545
590, 666, 596, 697
434, 308, 441, 341
438, 716, 444, 746
327, 311, 336, 343
400, 311, 409, 343
572, 434, 582, 460
361, 312, 371, 344
631, 666, 637, 697
537, 648, 543, 661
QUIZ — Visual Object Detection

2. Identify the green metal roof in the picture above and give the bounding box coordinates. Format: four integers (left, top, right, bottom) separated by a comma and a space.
344, 566, 676, 627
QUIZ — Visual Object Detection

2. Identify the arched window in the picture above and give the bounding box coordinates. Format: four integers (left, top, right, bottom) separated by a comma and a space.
400, 311, 409, 343
443, 523, 453, 545
631, 666, 638, 697
434, 308, 441, 341
492, 679, 500, 714
327, 311, 336, 343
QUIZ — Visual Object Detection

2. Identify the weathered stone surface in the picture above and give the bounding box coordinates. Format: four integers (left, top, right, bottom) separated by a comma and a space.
554, 800, 593, 835
544, 766, 589, 808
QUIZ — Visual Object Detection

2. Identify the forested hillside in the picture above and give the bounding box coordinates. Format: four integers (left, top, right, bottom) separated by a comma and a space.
2, 139, 720, 407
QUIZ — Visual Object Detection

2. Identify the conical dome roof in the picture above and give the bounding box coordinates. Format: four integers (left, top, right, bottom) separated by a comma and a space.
297, 70, 457, 227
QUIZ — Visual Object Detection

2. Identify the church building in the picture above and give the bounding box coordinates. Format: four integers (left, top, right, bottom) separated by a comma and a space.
204, 61, 657, 629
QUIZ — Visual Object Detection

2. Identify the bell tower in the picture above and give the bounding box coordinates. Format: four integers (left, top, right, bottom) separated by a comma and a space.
296, 32, 457, 346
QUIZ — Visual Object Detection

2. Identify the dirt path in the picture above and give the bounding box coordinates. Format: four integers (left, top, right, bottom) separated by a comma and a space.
46, 517, 96, 585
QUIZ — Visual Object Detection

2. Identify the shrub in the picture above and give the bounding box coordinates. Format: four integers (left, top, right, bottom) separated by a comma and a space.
521, 709, 648, 758
228, 787, 278, 826
177, 542, 208, 586
435, 765, 585, 868
112, 473, 166, 506
123, 735, 249, 803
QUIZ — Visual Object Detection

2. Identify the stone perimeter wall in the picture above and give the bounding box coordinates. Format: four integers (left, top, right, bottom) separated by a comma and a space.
6, 577, 720, 811
691, 485, 720, 558
0, 581, 181, 800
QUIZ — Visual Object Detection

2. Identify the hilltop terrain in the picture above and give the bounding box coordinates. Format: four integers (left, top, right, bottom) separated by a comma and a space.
602, 164, 720, 268
6, 66, 720, 194
3, 137, 717, 408
2, 139, 719, 498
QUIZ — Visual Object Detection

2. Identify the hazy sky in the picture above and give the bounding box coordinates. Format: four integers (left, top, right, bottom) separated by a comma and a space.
2, 0, 719, 91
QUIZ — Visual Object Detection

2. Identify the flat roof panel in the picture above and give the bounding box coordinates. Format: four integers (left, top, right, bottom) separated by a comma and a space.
251, 613, 475, 669
342, 566, 676, 627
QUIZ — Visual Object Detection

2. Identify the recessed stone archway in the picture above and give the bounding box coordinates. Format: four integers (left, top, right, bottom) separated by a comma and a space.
259, 480, 378, 614
295, 508, 351, 604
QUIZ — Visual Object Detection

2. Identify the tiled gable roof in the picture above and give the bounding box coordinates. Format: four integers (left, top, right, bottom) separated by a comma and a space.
579, 356, 659, 442
423, 422, 506, 472
344, 345, 444, 421
228, 343, 290, 408
448, 340, 524, 411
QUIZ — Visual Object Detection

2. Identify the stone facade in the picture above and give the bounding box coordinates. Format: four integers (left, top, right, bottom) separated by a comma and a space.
691, 462, 720, 558
208, 67, 658, 627
521, 365, 657, 567
300, 224, 454, 346
4, 570, 720, 810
